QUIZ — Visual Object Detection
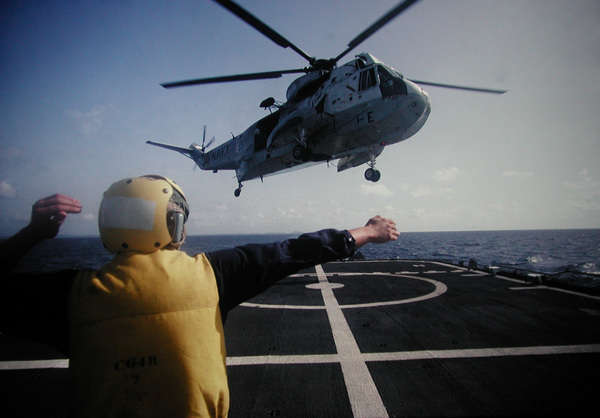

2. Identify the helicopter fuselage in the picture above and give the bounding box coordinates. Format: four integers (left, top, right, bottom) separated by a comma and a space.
147, 0, 503, 196
192, 53, 430, 183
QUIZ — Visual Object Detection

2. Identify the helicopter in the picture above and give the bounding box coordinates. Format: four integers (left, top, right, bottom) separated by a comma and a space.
147, 0, 506, 197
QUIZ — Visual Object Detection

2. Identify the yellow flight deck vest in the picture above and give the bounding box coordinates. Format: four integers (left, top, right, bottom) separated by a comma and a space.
69, 250, 229, 418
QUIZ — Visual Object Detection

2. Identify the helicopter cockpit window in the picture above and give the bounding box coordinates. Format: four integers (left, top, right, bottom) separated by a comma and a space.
355, 57, 367, 69
359, 68, 376, 91
377, 65, 407, 97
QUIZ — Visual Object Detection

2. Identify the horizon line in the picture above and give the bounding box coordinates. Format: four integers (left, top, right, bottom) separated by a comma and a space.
2, 227, 598, 240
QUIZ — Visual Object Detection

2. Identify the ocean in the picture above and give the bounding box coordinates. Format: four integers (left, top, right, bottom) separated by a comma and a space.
12, 229, 600, 281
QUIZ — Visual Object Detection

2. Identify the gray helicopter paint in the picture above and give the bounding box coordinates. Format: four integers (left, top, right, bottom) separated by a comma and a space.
145, 0, 507, 197
149, 53, 431, 188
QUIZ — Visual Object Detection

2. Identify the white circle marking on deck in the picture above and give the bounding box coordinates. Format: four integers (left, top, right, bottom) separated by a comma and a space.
240, 273, 447, 310
305, 282, 345, 290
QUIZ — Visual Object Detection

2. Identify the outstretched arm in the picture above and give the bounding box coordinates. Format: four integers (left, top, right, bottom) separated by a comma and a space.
0, 194, 81, 271
207, 215, 398, 319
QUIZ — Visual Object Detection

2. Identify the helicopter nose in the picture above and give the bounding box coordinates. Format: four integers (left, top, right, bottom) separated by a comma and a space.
400, 80, 431, 140
405, 79, 429, 105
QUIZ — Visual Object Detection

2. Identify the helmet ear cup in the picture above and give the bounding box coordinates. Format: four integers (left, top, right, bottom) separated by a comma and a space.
168, 211, 186, 244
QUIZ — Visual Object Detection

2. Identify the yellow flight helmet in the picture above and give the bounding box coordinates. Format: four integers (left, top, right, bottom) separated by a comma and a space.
98, 175, 189, 253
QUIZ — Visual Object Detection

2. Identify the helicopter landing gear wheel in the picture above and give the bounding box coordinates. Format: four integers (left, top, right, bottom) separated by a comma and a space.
234, 182, 243, 197
364, 168, 381, 182
293, 145, 308, 161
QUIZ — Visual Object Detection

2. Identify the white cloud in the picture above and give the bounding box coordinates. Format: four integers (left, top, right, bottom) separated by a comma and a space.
569, 198, 600, 211
0, 181, 16, 198
66, 105, 106, 135
360, 183, 394, 197
562, 181, 581, 190
277, 207, 303, 219
413, 208, 427, 218
563, 168, 600, 211
562, 168, 598, 190
411, 185, 432, 198
408, 184, 454, 199
579, 168, 592, 183
433, 167, 459, 183
503, 170, 533, 177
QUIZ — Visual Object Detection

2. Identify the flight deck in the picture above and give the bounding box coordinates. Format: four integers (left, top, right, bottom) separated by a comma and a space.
2, 260, 599, 417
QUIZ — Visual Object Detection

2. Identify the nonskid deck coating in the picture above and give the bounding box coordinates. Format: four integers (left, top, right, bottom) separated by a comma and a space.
2, 260, 600, 417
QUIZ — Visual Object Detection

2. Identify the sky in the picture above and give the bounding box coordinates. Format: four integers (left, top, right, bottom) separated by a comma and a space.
1, 0, 599, 236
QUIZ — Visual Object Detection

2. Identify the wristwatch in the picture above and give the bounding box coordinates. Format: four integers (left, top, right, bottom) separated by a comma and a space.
344, 230, 356, 255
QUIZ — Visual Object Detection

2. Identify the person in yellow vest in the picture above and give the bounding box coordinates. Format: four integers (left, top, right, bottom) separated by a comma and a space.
1, 174, 398, 417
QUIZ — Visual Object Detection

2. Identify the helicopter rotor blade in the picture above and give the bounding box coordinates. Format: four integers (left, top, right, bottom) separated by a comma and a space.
161, 68, 307, 88
205, 137, 215, 150
334, 0, 421, 64
212, 0, 314, 64
200, 127, 216, 153
410, 79, 507, 94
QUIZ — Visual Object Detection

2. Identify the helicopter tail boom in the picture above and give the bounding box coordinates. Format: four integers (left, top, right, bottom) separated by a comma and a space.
146, 140, 196, 157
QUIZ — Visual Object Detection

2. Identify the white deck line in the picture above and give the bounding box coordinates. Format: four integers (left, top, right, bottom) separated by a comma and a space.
241, 302, 324, 310
432, 261, 466, 270
227, 354, 340, 366
496, 275, 528, 284
0, 359, 69, 370
6, 343, 600, 370
315, 264, 389, 418
415, 262, 599, 302
225, 343, 600, 366
362, 344, 600, 362
509, 285, 600, 301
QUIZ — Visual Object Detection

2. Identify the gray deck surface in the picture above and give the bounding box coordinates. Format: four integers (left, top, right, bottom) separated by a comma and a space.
2, 260, 599, 417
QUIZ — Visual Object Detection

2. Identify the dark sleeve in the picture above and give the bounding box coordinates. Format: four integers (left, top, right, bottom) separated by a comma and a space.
205, 229, 355, 318
0, 269, 77, 355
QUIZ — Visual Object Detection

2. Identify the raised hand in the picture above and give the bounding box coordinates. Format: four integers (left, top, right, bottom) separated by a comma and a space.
363, 215, 399, 243
28, 194, 82, 239
349, 215, 399, 247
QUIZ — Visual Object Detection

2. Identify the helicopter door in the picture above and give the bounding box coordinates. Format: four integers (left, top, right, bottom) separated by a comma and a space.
254, 128, 267, 152
254, 111, 280, 151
